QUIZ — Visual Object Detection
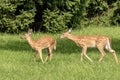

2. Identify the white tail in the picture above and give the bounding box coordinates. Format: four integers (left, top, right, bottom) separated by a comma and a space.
105, 38, 111, 50
54, 44, 56, 50
60, 29, 118, 63
21, 29, 56, 63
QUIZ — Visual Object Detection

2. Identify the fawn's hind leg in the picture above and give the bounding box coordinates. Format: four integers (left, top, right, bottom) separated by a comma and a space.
108, 48, 118, 63
44, 48, 50, 63
49, 45, 54, 61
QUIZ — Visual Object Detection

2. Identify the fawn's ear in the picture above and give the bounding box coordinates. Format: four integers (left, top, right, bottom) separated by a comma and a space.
68, 28, 72, 33
28, 29, 33, 35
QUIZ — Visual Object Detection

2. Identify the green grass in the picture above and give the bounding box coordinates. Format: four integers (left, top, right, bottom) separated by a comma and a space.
0, 26, 120, 80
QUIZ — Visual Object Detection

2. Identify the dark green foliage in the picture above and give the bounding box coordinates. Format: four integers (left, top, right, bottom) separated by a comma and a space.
85, 0, 120, 26
42, 9, 72, 33
0, 0, 35, 33
111, 8, 120, 25
0, 0, 120, 33
111, 1, 120, 25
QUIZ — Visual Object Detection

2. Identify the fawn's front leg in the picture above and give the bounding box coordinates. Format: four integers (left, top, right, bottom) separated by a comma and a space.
82, 46, 93, 62
97, 45, 106, 62
34, 51, 37, 62
38, 49, 44, 63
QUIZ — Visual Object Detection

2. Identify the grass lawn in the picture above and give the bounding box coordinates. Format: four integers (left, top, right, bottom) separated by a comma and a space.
0, 26, 120, 80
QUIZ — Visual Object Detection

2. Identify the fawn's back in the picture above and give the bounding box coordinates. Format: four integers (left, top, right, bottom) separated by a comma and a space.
31, 35, 56, 50
74, 35, 109, 47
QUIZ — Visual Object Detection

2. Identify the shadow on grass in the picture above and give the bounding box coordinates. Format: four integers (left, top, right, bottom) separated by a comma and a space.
55, 39, 81, 54
55, 38, 120, 54
112, 39, 120, 54
0, 39, 32, 52
0, 36, 120, 55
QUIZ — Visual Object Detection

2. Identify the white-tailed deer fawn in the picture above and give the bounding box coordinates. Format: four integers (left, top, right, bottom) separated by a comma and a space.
21, 29, 56, 63
60, 28, 118, 63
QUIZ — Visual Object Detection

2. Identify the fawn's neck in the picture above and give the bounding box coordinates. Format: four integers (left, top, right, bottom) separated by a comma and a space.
26, 36, 34, 46
67, 34, 80, 41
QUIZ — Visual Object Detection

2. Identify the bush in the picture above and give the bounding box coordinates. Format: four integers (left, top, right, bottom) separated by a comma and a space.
0, 0, 120, 33
42, 9, 73, 33
0, 0, 35, 33
111, 1, 120, 25
0, 10, 35, 33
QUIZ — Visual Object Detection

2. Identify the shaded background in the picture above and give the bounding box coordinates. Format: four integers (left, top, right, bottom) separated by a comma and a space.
0, 0, 120, 33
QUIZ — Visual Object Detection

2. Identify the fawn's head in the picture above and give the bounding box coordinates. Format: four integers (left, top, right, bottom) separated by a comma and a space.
60, 28, 72, 38
21, 29, 33, 39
